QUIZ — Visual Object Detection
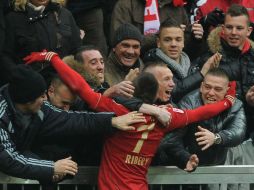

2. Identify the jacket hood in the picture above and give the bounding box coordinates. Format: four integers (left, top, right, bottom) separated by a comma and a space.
207, 26, 254, 54
63, 55, 101, 88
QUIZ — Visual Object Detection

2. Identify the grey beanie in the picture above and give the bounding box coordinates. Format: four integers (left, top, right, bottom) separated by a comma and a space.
112, 23, 143, 47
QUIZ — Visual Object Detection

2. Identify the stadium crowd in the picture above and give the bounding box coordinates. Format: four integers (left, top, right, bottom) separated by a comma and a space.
0, 0, 254, 190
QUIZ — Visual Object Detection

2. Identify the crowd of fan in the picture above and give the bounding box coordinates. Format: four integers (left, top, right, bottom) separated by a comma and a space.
0, 0, 254, 189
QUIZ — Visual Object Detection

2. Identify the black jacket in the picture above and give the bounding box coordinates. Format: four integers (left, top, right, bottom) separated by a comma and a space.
194, 27, 254, 137
195, 27, 254, 100
66, 0, 104, 14
155, 90, 246, 169
0, 85, 114, 182
1, 2, 81, 82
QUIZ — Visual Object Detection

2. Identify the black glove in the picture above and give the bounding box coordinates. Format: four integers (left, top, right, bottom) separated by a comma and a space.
200, 8, 225, 29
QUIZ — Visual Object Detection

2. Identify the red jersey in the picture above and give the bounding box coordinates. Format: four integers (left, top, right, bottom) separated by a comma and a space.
47, 55, 233, 190
99, 107, 198, 190
92, 97, 231, 190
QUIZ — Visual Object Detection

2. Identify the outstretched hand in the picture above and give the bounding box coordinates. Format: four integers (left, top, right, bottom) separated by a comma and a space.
23, 50, 57, 64
112, 111, 146, 131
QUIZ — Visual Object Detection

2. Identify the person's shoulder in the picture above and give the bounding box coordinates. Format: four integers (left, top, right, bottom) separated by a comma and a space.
230, 98, 244, 112
0, 97, 9, 120
178, 90, 201, 109
5, 9, 25, 19
0, 95, 11, 127
58, 5, 70, 13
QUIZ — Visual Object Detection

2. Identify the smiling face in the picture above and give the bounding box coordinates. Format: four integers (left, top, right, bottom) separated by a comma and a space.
222, 15, 252, 50
147, 65, 175, 102
82, 50, 105, 84
200, 74, 229, 105
113, 39, 141, 67
157, 27, 184, 63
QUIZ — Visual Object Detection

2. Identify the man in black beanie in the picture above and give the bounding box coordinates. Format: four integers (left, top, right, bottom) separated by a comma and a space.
8, 65, 47, 113
105, 23, 143, 87
0, 64, 144, 183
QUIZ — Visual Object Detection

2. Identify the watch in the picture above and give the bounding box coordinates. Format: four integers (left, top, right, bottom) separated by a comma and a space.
214, 133, 222, 144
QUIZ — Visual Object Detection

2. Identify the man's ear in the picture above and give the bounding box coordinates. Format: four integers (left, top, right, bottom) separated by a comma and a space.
221, 24, 225, 35
200, 82, 204, 93
247, 25, 253, 37
47, 85, 54, 96
157, 37, 160, 48
226, 83, 230, 92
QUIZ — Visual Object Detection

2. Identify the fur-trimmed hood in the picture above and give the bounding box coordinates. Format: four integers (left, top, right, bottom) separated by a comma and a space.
207, 26, 254, 54
62, 55, 101, 88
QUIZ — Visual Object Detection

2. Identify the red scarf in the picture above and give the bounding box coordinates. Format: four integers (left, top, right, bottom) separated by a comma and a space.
144, 0, 160, 35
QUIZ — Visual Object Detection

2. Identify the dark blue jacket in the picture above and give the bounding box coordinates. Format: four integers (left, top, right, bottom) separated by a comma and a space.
0, 85, 114, 182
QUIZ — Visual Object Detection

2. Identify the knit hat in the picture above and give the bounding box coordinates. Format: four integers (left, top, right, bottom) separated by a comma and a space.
9, 65, 47, 103
112, 23, 143, 47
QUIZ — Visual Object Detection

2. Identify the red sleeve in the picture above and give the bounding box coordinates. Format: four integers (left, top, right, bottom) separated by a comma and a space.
50, 56, 129, 116
168, 98, 232, 130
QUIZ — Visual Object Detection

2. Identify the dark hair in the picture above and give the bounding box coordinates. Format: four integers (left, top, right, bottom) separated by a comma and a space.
226, 4, 250, 26
133, 72, 158, 104
205, 68, 229, 81
74, 45, 101, 64
50, 74, 64, 88
142, 59, 168, 72
158, 19, 182, 37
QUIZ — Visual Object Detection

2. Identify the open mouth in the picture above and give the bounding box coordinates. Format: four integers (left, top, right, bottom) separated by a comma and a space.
206, 97, 216, 103
165, 90, 171, 95
123, 57, 134, 61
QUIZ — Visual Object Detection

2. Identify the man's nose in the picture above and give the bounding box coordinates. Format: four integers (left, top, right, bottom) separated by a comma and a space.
207, 89, 216, 96
169, 80, 175, 88
126, 47, 135, 54
231, 27, 237, 34
98, 61, 104, 69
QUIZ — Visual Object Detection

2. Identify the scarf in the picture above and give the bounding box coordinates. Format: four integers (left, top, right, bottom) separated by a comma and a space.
144, 0, 160, 35
27, 2, 45, 13
156, 48, 190, 78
